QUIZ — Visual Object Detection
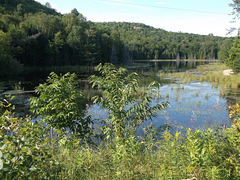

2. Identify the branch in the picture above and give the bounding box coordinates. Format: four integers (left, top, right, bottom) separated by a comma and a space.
12, 32, 42, 47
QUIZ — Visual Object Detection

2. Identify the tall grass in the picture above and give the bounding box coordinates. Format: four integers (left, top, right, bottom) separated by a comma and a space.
160, 63, 240, 100
34, 125, 240, 180
2, 99, 240, 179
2, 63, 240, 179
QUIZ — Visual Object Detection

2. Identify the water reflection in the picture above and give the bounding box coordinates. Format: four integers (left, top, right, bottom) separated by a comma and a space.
134, 60, 216, 73
0, 60, 233, 131
88, 81, 231, 131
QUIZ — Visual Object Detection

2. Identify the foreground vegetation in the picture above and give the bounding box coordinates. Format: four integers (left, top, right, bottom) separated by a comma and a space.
0, 64, 240, 179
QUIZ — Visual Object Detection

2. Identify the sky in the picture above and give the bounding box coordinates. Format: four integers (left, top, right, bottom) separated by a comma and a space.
35, 0, 239, 37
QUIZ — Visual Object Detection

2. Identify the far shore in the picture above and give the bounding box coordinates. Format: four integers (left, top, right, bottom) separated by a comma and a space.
134, 59, 219, 62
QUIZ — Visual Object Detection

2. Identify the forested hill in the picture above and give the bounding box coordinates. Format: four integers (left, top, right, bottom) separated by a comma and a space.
0, 0, 232, 77
96, 22, 228, 60
0, 0, 59, 15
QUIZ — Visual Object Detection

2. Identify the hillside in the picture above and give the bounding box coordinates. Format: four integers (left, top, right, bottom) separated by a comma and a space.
96, 22, 229, 60
0, 0, 233, 77
0, 0, 59, 15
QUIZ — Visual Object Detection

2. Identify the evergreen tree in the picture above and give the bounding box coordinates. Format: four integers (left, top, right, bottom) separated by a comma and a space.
226, 36, 240, 73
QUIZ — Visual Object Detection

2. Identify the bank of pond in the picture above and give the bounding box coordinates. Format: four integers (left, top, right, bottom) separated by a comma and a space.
2, 62, 240, 179
0, 61, 236, 130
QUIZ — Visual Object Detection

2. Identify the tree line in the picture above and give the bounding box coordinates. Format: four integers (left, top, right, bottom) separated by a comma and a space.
96, 22, 231, 61
0, 0, 125, 77
0, 0, 234, 77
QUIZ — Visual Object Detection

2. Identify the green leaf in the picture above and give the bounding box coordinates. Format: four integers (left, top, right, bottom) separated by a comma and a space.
3, 153, 8, 159
2, 164, 11, 172
29, 166, 37, 171
0, 159, 3, 170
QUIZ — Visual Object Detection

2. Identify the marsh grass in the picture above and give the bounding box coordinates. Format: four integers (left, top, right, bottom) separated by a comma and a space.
2, 98, 240, 179
160, 63, 240, 100
197, 98, 201, 106
34, 123, 240, 180
166, 93, 169, 101
68, 63, 240, 179
174, 93, 180, 103
205, 93, 209, 99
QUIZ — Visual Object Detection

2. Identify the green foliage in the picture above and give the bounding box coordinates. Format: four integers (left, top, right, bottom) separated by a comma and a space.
2, 69, 240, 179
185, 128, 220, 179
226, 36, 240, 73
230, 0, 240, 19
0, 0, 59, 15
218, 38, 234, 63
0, 0, 229, 77
90, 63, 168, 138
155, 130, 187, 178
30, 72, 92, 139
0, 97, 52, 179
96, 22, 225, 60
0, 30, 11, 76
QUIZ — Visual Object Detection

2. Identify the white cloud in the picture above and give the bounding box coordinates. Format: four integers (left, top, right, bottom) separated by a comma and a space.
157, 2, 165, 5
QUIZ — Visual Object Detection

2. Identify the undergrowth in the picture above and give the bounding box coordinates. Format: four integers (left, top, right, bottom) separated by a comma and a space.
1, 63, 240, 179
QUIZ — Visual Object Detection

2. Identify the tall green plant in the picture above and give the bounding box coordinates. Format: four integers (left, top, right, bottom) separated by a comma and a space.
30, 72, 92, 139
90, 63, 168, 139
0, 97, 52, 179
226, 36, 240, 73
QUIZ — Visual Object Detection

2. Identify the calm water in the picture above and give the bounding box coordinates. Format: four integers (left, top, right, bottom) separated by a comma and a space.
0, 60, 233, 130
88, 81, 231, 131
88, 60, 231, 131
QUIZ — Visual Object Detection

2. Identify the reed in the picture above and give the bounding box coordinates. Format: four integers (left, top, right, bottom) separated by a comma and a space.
166, 93, 169, 101
197, 98, 201, 106
205, 93, 209, 99
175, 93, 179, 102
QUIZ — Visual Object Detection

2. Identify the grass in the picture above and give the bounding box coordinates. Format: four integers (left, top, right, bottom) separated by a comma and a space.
28, 124, 240, 180
52, 63, 240, 179
159, 63, 240, 100
2, 63, 240, 179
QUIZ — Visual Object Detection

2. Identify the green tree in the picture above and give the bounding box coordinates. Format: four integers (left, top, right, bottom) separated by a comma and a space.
49, 31, 64, 65
0, 30, 11, 76
230, 0, 240, 19
30, 72, 92, 139
45, 2, 51, 9
71, 8, 79, 16
110, 30, 123, 64
90, 63, 168, 139
226, 36, 240, 73
218, 38, 234, 63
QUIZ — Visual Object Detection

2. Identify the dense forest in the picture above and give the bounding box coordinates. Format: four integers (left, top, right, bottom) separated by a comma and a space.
96, 22, 231, 61
0, 0, 234, 77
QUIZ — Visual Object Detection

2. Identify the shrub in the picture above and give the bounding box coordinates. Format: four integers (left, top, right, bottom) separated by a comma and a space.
90, 63, 168, 139
0, 97, 52, 179
30, 72, 92, 139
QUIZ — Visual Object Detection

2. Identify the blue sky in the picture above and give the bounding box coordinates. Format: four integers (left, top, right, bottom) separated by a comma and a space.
36, 0, 238, 37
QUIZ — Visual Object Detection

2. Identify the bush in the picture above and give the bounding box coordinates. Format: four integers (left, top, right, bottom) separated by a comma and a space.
0, 97, 52, 179
30, 72, 92, 139
90, 63, 168, 139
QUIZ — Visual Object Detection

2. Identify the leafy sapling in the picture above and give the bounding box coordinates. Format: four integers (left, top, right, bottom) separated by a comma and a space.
90, 63, 168, 139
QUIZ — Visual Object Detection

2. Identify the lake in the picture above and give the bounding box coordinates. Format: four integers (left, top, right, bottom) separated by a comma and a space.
88, 60, 232, 131
0, 60, 234, 131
